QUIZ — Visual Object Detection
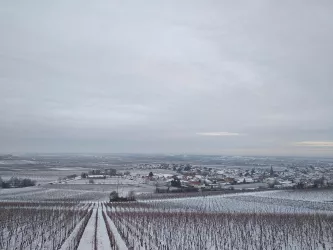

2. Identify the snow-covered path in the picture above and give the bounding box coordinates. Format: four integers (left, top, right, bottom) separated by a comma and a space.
55, 203, 127, 250
78, 208, 97, 250
75, 203, 125, 250
97, 207, 112, 250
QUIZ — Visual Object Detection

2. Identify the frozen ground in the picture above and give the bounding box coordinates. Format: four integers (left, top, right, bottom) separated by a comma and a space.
60, 213, 88, 250
0, 202, 87, 250
77, 204, 127, 250
0, 166, 172, 202
2, 190, 333, 250
104, 205, 128, 250
96, 207, 112, 250
77, 208, 97, 250
0, 187, 108, 201
250, 189, 333, 202
0, 174, 156, 201
143, 190, 333, 214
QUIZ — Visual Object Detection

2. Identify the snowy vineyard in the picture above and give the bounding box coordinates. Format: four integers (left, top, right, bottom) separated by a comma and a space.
108, 202, 333, 250
1, 191, 333, 250
0, 187, 108, 202
0, 202, 90, 250
0, 202, 124, 250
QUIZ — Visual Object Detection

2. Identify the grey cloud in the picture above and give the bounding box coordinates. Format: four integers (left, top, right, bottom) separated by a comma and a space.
1, 0, 333, 156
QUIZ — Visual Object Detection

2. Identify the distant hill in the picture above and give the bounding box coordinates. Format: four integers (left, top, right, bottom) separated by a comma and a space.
0, 154, 14, 160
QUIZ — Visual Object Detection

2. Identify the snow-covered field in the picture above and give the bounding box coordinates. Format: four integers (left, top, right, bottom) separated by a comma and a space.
1, 186, 333, 249
100, 190, 333, 249
0, 202, 126, 250
49, 182, 154, 193
0, 187, 108, 201
109, 202, 333, 250
141, 190, 333, 214
0, 174, 156, 202
0, 202, 89, 250
250, 189, 333, 202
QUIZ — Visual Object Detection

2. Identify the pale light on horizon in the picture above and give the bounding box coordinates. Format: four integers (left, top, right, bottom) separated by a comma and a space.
196, 132, 241, 136
294, 141, 333, 147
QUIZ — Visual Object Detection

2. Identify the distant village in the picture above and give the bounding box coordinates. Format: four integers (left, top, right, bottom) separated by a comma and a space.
136, 162, 333, 192
62, 161, 333, 194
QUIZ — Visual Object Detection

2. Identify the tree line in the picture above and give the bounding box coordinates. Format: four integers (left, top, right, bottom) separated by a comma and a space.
0, 176, 36, 188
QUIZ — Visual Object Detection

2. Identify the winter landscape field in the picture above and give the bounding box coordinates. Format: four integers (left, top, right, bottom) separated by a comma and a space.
1, 192, 333, 250
1, 154, 333, 249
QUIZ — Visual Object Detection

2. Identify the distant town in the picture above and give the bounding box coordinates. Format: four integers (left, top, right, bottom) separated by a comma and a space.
1, 154, 333, 196
54, 157, 333, 196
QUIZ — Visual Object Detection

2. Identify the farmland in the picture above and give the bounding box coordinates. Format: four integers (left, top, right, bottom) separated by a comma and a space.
1, 189, 333, 250
0, 187, 108, 202
110, 208, 333, 249
106, 190, 333, 249
1, 155, 333, 249
0, 201, 125, 250
0, 201, 90, 250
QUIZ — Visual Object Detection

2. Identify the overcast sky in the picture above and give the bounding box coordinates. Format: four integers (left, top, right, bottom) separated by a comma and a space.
1, 0, 333, 156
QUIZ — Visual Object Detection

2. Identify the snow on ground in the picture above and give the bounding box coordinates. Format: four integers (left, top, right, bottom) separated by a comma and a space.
104, 205, 128, 250
0, 186, 41, 195
0, 202, 85, 250
50, 167, 83, 171
75, 204, 127, 250
46, 182, 155, 198
110, 206, 333, 250
97, 207, 112, 250
143, 190, 333, 214
0, 176, 156, 201
250, 189, 333, 202
78, 208, 97, 250
60, 213, 87, 250
0, 187, 108, 201
60, 174, 158, 185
